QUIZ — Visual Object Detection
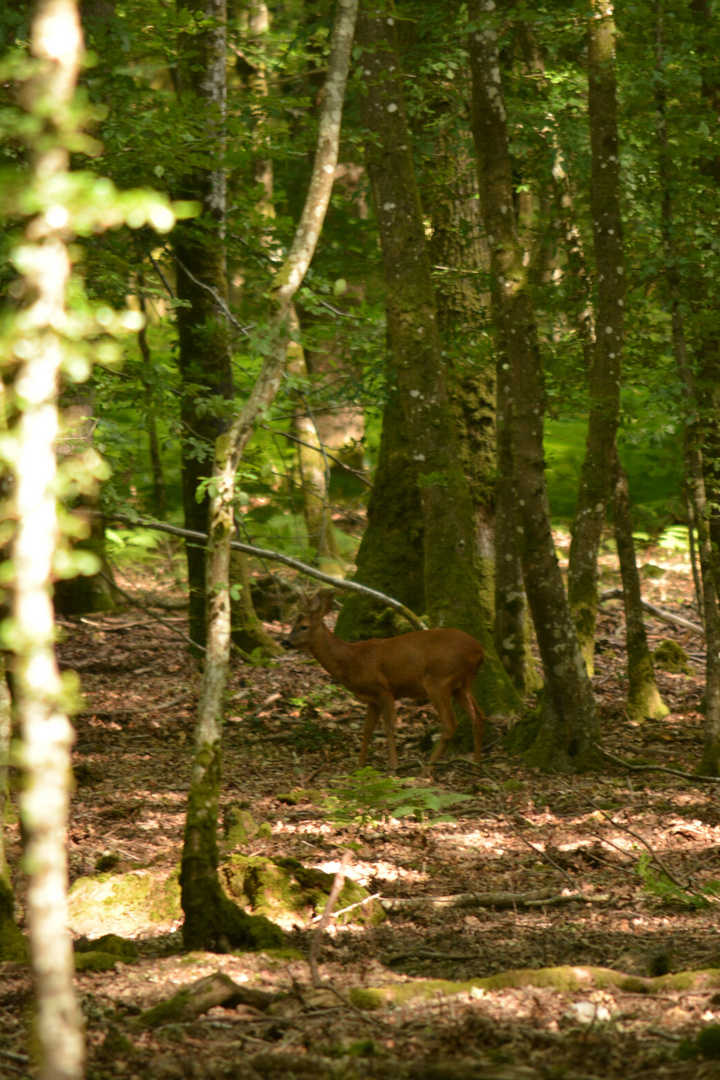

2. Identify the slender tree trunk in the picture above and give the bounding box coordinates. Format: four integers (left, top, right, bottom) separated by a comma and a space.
181, 0, 359, 950
174, 0, 234, 650
357, 0, 520, 715
567, 0, 625, 673
6, 2, 86, 1073
655, 0, 720, 774
286, 311, 341, 562
137, 277, 167, 516
468, 0, 601, 769
494, 347, 540, 693
0, 651, 25, 962
611, 448, 668, 721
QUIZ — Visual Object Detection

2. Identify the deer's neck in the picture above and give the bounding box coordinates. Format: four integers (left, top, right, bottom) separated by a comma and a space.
309, 624, 356, 687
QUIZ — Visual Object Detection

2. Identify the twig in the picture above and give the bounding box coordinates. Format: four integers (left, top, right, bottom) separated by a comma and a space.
309, 849, 352, 988
175, 256, 251, 336
316, 298, 360, 319
148, 253, 176, 300
600, 587, 703, 635
309, 892, 380, 923
594, 744, 720, 785
261, 425, 372, 485
99, 571, 206, 653
0, 1051, 30, 1065
581, 792, 689, 890
501, 811, 587, 899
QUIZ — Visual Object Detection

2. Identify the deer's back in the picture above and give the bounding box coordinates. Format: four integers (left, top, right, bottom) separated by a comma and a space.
342, 628, 483, 700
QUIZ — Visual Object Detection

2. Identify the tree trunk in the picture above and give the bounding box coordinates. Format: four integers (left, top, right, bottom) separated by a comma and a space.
357, 0, 520, 716
286, 312, 341, 563
654, 0, 720, 774
0, 652, 25, 962
494, 348, 540, 694
468, 0, 601, 769
611, 448, 668, 721
6, 2, 86, 1073
567, 0, 625, 673
181, 0, 359, 950
335, 383, 426, 640
174, 0, 234, 651
425, 122, 496, 629
137, 278, 167, 516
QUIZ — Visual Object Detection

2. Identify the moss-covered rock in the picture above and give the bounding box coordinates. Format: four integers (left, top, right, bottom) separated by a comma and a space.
75, 933, 138, 961
220, 854, 383, 930
74, 950, 122, 973
654, 639, 691, 675
68, 867, 181, 937
223, 808, 260, 849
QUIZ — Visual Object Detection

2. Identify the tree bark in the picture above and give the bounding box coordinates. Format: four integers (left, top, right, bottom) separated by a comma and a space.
567, 0, 625, 673
654, 0, 720, 774
181, 0, 359, 951
468, 0, 601, 769
174, 0, 234, 650
611, 448, 668, 721
6, 1, 86, 1073
335, 383, 426, 640
356, 0, 520, 716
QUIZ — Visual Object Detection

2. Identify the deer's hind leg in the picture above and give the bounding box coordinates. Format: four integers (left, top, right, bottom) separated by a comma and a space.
453, 685, 485, 763
425, 678, 458, 765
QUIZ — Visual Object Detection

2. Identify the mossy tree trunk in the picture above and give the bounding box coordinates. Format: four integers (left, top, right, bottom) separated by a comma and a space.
0, 652, 25, 962
357, 0, 520, 716
174, 0, 234, 651
566, 0, 625, 674
468, 0, 601, 769
655, 1, 720, 775
424, 122, 496, 628
611, 448, 668, 721
181, 0, 358, 950
229, 549, 282, 656
335, 383, 425, 640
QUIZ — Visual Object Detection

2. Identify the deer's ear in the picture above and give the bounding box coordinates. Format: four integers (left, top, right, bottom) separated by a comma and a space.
309, 588, 334, 615
319, 589, 335, 615
308, 589, 331, 615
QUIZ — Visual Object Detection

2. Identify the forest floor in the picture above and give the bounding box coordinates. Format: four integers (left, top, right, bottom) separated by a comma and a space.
4, 532, 720, 1080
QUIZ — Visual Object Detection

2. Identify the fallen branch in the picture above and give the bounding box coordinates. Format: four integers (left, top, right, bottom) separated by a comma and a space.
594, 744, 720, 785
97, 512, 427, 631
600, 588, 703, 636
580, 792, 689, 890
380, 889, 605, 912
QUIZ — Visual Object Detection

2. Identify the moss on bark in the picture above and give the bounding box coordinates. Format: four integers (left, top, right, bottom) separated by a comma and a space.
335, 384, 425, 641
229, 550, 282, 657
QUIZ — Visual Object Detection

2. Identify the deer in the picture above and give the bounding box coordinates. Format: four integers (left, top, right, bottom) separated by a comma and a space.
282, 589, 485, 770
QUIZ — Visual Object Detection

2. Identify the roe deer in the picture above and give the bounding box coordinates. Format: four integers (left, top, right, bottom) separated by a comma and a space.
283, 590, 485, 769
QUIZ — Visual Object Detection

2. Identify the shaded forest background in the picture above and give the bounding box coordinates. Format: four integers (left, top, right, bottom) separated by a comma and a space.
5, 1, 720, 1079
